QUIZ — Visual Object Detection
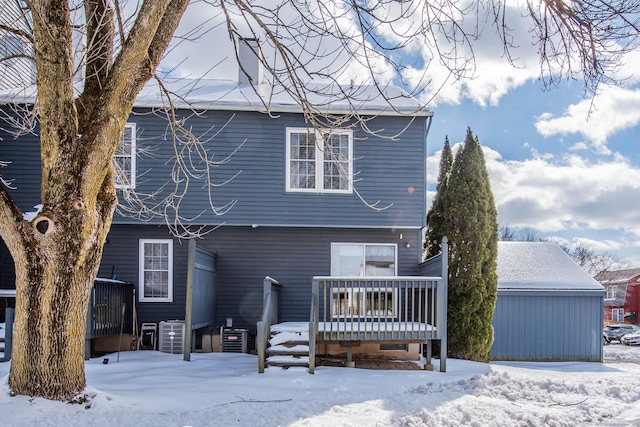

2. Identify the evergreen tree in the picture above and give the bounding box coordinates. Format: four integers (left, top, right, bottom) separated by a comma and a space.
425, 137, 453, 257
439, 128, 498, 361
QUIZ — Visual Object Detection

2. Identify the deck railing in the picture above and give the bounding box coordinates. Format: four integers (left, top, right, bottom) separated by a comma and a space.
311, 274, 447, 372
0, 307, 13, 362
311, 276, 445, 342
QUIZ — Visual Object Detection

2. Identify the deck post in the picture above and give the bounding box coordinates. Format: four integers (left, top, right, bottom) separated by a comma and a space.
257, 320, 265, 373
309, 280, 320, 374
258, 277, 280, 373
438, 237, 448, 372
184, 240, 195, 362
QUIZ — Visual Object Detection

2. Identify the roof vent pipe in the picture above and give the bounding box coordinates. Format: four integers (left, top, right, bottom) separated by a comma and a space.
237, 37, 264, 86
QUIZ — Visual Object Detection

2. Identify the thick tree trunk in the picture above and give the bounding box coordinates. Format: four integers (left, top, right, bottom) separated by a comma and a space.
7, 190, 115, 400
0, 0, 189, 401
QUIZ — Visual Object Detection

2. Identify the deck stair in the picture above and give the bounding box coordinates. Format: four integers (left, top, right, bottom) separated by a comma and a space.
266, 322, 311, 369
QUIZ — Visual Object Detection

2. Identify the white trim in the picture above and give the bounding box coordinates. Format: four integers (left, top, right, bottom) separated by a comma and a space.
605, 285, 616, 300
612, 308, 625, 322
114, 122, 136, 189
286, 127, 353, 193
139, 239, 173, 302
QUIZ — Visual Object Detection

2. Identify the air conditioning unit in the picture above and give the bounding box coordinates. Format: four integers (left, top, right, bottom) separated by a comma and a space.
158, 320, 185, 354
222, 328, 248, 353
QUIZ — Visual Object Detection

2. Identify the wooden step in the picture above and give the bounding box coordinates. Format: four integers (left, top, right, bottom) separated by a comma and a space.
267, 344, 309, 356
267, 355, 309, 367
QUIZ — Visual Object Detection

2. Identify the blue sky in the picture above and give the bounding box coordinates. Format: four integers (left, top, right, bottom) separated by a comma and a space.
159, 2, 640, 267
427, 80, 640, 265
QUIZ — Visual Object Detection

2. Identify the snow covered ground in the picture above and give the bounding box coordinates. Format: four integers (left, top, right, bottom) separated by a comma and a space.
0, 344, 639, 426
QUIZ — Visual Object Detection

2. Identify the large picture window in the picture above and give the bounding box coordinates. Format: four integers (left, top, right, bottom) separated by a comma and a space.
331, 243, 396, 277
139, 239, 173, 302
330, 243, 397, 318
114, 123, 136, 189
286, 128, 352, 193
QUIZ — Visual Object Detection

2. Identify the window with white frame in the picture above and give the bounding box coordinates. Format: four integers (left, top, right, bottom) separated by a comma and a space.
605, 285, 616, 300
139, 239, 173, 302
114, 123, 136, 189
612, 308, 625, 322
286, 128, 352, 193
331, 243, 397, 277
330, 243, 397, 317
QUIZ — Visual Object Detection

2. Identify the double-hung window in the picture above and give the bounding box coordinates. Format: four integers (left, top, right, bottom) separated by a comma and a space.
605, 285, 616, 300
114, 123, 136, 189
330, 243, 397, 318
139, 239, 173, 302
612, 308, 625, 322
286, 128, 352, 193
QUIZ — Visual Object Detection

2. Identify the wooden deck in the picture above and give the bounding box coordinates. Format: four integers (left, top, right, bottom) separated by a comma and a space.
257, 240, 449, 373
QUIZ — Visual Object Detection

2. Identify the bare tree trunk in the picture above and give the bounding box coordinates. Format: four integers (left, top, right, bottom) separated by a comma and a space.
6, 181, 116, 400
0, 0, 188, 400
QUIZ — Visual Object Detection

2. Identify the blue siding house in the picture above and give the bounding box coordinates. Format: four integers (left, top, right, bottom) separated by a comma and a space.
1, 40, 447, 370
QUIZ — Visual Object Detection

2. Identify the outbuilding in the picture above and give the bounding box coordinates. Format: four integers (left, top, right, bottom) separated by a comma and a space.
491, 242, 604, 362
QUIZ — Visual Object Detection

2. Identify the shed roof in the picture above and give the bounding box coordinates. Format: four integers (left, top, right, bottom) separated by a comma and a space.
497, 242, 604, 292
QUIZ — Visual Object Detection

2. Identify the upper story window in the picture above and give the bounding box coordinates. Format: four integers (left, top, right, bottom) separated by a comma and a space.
139, 239, 173, 302
605, 285, 616, 300
286, 128, 353, 193
114, 123, 136, 189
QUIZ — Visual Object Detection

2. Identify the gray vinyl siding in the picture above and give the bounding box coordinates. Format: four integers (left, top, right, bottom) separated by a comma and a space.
122, 109, 427, 228
1, 106, 427, 228
0, 112, 42, 213
97, 227, 190, 326
491, 291, 604, 362
98, 224, 422, 332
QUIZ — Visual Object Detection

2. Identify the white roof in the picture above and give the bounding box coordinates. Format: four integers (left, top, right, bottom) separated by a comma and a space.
136, 78, 432, 116
1, 78, 431, 117
497, 242, 604, 292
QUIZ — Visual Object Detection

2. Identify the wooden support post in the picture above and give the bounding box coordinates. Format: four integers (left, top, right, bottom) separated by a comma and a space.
184, 240, 195, 362
345, 346, 355, 368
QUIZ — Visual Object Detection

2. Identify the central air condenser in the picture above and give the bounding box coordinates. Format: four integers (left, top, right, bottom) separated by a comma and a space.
221, 328, 248, 353
158, 320, 185, 354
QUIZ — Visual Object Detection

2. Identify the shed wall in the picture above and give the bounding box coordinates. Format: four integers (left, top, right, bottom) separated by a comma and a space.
491, 291, 603, 362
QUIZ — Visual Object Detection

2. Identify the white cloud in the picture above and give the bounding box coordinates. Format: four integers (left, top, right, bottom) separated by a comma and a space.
399, 2, 549, 107
162, 1, 397, 87
427, 146, 640, 254
534, 85, 640, 154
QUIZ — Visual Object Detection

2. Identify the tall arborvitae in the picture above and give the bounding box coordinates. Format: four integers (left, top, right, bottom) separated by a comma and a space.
440, 128, 498, 361
425, 137, 453, 257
